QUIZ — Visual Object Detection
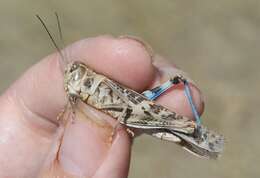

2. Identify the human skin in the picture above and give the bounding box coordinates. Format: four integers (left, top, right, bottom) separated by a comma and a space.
0, 36, 204, 178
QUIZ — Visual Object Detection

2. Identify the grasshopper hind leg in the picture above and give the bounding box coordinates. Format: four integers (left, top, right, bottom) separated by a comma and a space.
142, 75, 202, 126
142, 75, 184, 100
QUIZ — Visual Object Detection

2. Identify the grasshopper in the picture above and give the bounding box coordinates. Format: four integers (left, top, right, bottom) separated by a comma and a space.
36, 14, 224, 159
64, 61, 224, 159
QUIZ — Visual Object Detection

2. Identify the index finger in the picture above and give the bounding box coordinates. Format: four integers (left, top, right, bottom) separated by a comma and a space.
5, 36, 155, 122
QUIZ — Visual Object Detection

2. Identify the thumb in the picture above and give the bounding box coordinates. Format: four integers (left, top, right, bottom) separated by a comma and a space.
39, 104, 131, 178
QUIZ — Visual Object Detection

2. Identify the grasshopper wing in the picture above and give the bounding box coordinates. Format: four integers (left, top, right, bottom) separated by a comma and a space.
104, 79, 196, 134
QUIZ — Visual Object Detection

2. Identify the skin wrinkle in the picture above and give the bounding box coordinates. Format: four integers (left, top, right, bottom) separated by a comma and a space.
29, 56, 65, 121
18, 94, 58, 137
1, 88, 57, 138
9, 69, 60, 132
0, 91, 59, 177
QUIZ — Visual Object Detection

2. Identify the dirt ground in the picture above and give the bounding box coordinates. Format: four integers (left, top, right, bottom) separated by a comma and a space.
0, 0, 259, 178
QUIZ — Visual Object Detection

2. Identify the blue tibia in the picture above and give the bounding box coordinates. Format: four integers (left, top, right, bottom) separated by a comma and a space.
142, 78, 202, 126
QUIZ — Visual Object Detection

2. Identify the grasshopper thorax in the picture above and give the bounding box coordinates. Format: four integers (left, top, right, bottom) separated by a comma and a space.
64, 61, 106, 104
64, 61, 94, 101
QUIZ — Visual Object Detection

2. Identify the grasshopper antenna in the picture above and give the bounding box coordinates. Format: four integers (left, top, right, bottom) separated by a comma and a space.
55, 12, 64, 45
54, 12, 68, 67
36, 14, 66, 69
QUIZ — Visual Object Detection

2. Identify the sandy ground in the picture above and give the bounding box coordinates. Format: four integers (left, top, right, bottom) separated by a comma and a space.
0, 0, 259, 178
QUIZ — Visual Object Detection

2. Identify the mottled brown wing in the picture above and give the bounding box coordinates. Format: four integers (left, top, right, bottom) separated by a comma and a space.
104, 79, 196, 133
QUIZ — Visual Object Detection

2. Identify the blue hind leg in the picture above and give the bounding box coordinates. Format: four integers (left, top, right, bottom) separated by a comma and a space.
142, 76, 184, 100
142, 76, 202, 126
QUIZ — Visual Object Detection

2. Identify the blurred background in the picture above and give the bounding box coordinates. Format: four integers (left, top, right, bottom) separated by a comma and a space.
0, 0, 259, 177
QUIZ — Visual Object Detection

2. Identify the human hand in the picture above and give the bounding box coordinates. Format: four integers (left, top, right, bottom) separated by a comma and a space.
0, 36, 204, 178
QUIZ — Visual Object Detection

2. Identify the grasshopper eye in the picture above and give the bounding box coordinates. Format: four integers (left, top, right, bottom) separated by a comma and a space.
83, 77, 94, 88
69, 63, 79, 72
72, 64, 77, 70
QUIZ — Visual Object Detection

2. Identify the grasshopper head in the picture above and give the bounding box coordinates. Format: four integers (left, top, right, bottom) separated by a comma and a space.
64, 61, 95, 101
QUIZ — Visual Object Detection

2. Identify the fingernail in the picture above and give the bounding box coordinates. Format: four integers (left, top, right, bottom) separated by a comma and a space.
118, 35, 154, 58
154, 62, 197, 86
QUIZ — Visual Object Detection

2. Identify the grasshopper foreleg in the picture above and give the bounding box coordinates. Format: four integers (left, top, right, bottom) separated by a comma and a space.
99, 103, 135, 140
